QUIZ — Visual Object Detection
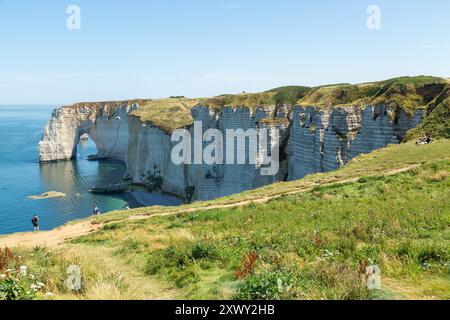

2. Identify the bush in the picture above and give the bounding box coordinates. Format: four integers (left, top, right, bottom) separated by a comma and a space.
145, 244, 192, 275
0, 277, 34, 300
234, 269, 296, 300
0, 247, 19, 273
417, 245, 449, 265
172, 269, 199, 288
235, 251, 258, 279
191, 242, 218, 260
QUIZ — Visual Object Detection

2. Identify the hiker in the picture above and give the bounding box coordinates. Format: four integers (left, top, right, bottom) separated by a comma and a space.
93, 206, 101, 215
417, 134, 432, 145
31, 215, 40, 232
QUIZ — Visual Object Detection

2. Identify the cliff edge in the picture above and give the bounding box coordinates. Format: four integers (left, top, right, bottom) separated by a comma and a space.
38, 76, 449, 201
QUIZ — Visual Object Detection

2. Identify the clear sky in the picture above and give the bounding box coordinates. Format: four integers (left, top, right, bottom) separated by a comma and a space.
0, 0, 449, 104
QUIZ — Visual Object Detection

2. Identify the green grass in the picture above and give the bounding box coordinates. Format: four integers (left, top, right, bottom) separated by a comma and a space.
5, 139, 450, 300
7, 142, 450, 300
406, 97, 450, 141
131, 98, 200, 132
298, 76, 448, 113
12, 139, 446, 300
68, 158, 450, 300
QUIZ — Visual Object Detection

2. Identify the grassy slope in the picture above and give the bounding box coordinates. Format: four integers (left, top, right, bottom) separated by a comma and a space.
91, 139, 450, 224
405, 83, 450, 141
298, 76, 448, 113
6, 140, 450, 300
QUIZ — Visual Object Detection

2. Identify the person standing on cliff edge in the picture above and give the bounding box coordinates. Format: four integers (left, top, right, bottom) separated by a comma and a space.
31, 215, 40, 232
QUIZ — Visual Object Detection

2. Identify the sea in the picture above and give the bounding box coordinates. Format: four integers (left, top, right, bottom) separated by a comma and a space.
0, 105, 181, 235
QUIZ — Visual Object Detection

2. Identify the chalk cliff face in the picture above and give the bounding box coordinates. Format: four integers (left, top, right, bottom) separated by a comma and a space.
39, 104, 136, 162
39, 103, 425, 201
120, 105, 288, 200
287, 106, 426, 179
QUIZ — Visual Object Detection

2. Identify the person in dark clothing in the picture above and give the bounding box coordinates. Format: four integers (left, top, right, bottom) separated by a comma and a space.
31, 215, 40, 231
93, 206, 101, 215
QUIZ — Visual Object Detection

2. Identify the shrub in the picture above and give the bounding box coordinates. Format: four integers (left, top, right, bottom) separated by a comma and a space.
165, 245, 191, 267
145, 251, 166, 275
102, 223, 122, 231
190, 242, 218, 261
235, 251, 259, 279
145, 244, 192, 276
0, 277, 34, 300
417, 245, 449, 265
234, 269, 296, 300
0, 248, 35, 300
0, 247, 19, 273
172, 269, 199, 288
396, 241, 415, 261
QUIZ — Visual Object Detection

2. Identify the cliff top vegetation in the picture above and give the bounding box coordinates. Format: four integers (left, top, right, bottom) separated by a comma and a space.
69, 76, 449, 133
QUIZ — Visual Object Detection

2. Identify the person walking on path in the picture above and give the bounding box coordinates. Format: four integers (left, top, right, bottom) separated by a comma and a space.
31, 215, 40, 232
93, 206, 101, 215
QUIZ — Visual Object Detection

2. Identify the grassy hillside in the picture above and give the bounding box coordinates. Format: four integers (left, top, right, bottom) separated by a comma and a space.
127, 76, 449, 132
297, 76, 447, 112
131, 88, 310, 132
405, 83, 450, 141
2, 140, 449, 300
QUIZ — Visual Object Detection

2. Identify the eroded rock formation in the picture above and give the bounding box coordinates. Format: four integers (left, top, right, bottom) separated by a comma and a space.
39, 102, 425, 201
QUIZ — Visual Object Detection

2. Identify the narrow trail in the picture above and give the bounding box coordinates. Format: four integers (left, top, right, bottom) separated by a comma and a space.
0, 165, 419, 249
65, 244, 180, 300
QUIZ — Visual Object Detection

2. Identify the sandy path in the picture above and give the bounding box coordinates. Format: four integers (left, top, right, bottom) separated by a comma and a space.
0, 221, 100, 248
0, 165, 418, 249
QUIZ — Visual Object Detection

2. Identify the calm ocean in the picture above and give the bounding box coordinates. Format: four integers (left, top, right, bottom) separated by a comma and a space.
0, 105, 179, 235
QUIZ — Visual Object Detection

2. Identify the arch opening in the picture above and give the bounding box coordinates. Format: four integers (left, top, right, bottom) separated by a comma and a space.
75, 132, 98, 160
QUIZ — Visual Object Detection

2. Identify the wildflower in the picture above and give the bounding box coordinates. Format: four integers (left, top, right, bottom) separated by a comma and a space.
323, 249, 334, 258
30, 281, 45, 292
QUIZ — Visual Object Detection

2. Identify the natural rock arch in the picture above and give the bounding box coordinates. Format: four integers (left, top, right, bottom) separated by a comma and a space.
39, 104, 135, 162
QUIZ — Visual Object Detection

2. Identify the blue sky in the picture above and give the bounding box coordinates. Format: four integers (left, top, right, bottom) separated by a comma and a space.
0, 0, 449, 104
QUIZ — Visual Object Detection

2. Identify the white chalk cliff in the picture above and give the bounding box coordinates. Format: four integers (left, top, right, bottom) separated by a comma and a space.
39, 102, 425, 201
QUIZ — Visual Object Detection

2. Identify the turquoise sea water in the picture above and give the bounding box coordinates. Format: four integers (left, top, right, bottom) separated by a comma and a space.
0, 105, 179, 235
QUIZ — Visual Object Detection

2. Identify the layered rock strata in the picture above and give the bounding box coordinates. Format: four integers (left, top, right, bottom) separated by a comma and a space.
39, 103, 425, 201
